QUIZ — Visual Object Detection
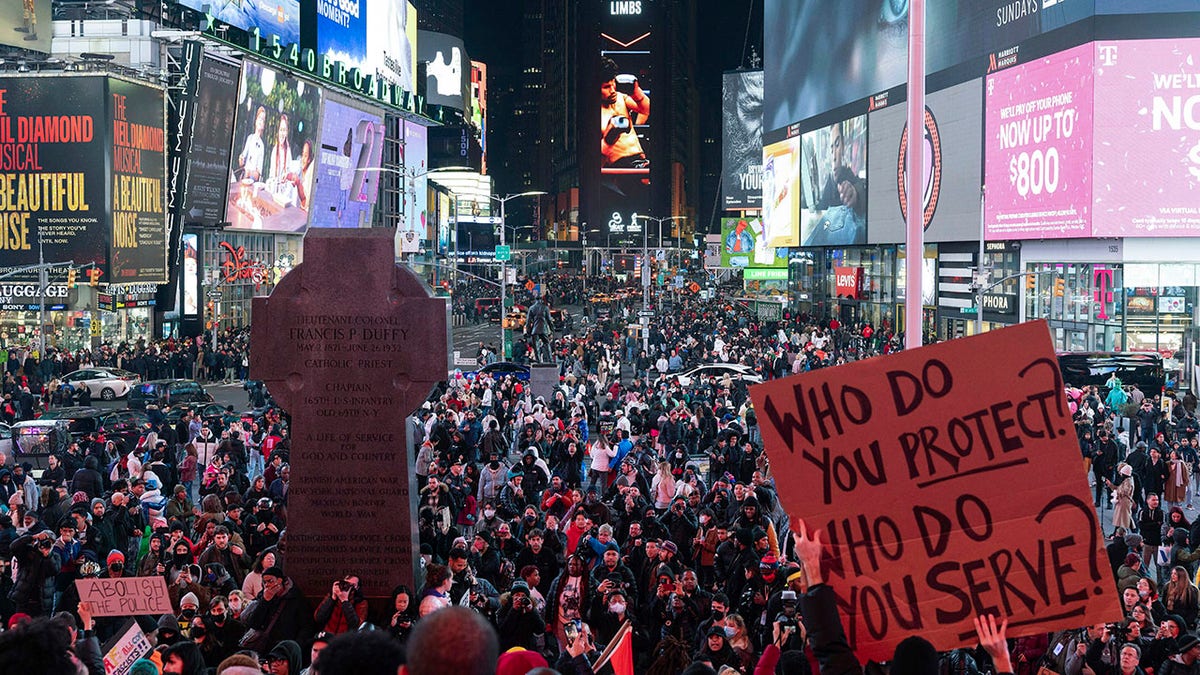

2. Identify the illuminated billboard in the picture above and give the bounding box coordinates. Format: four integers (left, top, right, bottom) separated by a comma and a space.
471, 60, 488, 173
182, 233, 199, 317
182, 56, 240, 227
108, 79, 168, 284
1093, 38, 1200, 236
225, 61, 322, 232
419, 30, 470, 112
176, 0, 300, 47
581, 0, 661, 246
761, 136, 799, 247
763, 0, 1093, 133
867, 79, 983, 244
722, 70, 763, 209
800, 114, 868, 247
0, 76, 112, 282
402, 120, 428, 236
318, 0, 418, 96
720, 217, 787, 269
984, 43, 1093, 240
0, 0, 50, 53
309, 95, 385, 228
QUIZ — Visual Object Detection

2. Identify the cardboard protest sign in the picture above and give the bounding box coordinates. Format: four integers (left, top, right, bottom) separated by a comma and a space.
749, 321, 1120, 661
76, 576, 172, 617
102, 620, 152, 675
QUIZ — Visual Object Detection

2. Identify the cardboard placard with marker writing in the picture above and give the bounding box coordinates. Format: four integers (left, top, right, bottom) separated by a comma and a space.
749, 321, 1121, 661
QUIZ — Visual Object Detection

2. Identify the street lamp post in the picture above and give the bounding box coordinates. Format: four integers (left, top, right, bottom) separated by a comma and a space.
634, 215, 688, 345
491, 191, 546, 360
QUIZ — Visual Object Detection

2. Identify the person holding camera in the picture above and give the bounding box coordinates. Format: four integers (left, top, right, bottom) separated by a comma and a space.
1086, 622, 1152, 675
497, 580, 545, 652
313, 575, 367, 636
771, 589, 808, 654
8, 528, 57, 616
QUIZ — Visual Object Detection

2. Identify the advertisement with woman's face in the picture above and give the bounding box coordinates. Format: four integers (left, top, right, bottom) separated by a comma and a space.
225, 61, 322, 232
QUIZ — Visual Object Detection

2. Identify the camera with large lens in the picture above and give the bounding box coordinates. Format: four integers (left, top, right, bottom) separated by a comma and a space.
516, 595, 531, 610
1106, 622, 1130, 642
37, 538, 53, 551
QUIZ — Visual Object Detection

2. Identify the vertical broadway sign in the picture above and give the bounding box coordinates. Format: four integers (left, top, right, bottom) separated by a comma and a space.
109, 78, 167, 283
749, 321, 1120, 660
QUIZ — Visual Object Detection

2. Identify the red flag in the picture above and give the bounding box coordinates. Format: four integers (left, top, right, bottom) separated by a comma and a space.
592, 621, 634, 675
608, 624, 633, 675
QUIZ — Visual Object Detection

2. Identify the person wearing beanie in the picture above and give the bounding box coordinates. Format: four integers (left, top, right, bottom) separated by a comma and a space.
497, 580, 545, 652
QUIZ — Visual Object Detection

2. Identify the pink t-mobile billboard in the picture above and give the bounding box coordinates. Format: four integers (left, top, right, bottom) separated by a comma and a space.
1094, 38, 1200, 236
985, 43, 1094, 240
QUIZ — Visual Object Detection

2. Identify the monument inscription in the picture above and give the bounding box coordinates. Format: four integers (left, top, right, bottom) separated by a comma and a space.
251, 228, 447, 599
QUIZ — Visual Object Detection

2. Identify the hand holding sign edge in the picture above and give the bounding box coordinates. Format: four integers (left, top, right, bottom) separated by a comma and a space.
793, 519, 824, 587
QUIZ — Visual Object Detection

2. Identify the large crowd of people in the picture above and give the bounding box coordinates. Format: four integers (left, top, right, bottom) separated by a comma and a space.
0, 274, 1198, 675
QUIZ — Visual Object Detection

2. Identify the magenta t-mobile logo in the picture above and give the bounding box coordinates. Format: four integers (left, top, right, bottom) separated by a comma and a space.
1094, 267, 1114, 320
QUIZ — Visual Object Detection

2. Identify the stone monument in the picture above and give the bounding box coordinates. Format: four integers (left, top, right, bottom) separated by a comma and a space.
250, 228, 447, 600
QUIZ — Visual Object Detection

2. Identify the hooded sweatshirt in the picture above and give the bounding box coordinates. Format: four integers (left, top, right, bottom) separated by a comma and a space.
268, 639, 303, 675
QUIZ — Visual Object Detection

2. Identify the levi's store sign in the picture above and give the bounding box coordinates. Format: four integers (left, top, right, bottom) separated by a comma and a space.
835, 267, 862, 298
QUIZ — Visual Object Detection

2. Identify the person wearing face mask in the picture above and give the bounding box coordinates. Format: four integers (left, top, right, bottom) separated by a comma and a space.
205, 595, 246, 650
176, 592, 201, 636
188, 614, 228, 668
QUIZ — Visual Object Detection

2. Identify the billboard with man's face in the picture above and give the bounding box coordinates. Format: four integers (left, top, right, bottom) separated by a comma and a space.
583, 0, 661, 247
723, 70, 763, 210
800, 114, 869, 247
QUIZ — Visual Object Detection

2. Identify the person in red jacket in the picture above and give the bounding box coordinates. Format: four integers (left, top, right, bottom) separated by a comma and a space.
313, 574, 369, 636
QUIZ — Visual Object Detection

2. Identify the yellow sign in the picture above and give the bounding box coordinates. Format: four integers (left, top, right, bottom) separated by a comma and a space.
90, 320, 101, 337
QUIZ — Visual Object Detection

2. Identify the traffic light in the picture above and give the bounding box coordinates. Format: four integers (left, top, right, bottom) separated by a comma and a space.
87, 268, 100, 287
1053, 278, 1066, 297
66, 268, 77, 288
1025, 274, 1036, 291
206, 300, 215, 314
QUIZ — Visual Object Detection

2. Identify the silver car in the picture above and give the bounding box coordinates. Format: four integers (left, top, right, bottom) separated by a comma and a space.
61, 368, 141, 401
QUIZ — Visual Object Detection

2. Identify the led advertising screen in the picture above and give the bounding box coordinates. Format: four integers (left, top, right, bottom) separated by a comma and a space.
763, 0, 1093, 133
309, 95, 385, 228
318, 0, 418, 96
176, 0, 300, 47
597, 1, 656, 246
108, 79, 168, 284
985, 43, 1093, 240
800, 115, 868, 247
868, 79, 983, 244
720, 217, 787, 269
402, 120, 428, 237
1093, 38, 1200, 236
182, 56, 240, 227
0, 76, 109, 281
471, 61, 488, 174
181, 232, 199, 317
225, 61, 322, 232
722, 70, 763, 210
0, 0, 50, 53
761, 136, 800, 247
419, 30, 471, 112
